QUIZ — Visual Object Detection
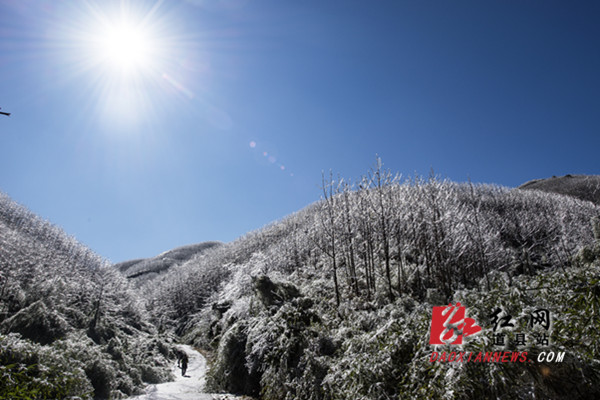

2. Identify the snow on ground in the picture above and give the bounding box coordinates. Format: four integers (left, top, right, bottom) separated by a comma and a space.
129, 345, 240, 400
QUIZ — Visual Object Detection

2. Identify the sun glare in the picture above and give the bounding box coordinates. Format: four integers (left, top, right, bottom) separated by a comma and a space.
53, 2, 205, 127
97, 21, 154, 73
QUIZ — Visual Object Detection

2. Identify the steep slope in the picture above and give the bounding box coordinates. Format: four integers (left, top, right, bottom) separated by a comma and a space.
115, 242, 222, 285
519, 174, 600, 205
144, 174, 600, 400
0, 192, 177, 399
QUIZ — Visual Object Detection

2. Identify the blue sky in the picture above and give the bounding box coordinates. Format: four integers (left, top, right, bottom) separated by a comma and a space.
1, 0, 599, 262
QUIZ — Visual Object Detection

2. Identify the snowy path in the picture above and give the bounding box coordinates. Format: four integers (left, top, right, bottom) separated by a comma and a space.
129, 345, 236, 400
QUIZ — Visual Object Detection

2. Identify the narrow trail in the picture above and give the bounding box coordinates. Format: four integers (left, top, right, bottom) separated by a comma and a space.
129, 345, 240, 400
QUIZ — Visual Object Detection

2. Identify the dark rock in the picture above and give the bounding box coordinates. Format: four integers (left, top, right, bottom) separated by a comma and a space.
253, 275, 300, 307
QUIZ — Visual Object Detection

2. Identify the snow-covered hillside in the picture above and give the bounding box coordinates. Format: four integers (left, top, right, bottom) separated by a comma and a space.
3, 169, 600, 399
142, 171, 600, 399
0, 193, 176, 399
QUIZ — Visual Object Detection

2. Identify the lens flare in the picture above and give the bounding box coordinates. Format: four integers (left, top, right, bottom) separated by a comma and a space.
248, 140, 294, 177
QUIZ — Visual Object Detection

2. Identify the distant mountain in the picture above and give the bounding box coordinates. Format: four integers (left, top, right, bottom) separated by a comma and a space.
519, 174, 600, 205
114, 241, 222, 284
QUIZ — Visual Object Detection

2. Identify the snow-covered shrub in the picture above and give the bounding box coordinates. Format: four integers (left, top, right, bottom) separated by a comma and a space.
84, 359, 115, 399
321, 301, 429, 400
0, 333, 93, 399
140, 364, 165, 384
1, 300, 71, 345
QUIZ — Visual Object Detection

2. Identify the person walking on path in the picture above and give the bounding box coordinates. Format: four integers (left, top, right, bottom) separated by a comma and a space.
176, 349, 184, 367
180, 351, 189, 377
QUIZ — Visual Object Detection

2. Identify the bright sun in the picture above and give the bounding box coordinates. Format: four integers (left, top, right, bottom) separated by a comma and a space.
98, 22, 154, 73
61, 3, 191, 125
